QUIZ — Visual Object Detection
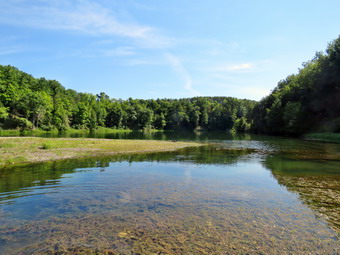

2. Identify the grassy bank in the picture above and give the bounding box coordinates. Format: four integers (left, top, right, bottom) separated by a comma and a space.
0, 137, 201, 166
304, 133, 340, 143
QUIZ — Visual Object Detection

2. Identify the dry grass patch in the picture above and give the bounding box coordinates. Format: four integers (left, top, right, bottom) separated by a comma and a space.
0, 137, 201, 166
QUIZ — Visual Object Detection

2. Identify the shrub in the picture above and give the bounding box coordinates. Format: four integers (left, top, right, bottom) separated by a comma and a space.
41, 143, 53, 150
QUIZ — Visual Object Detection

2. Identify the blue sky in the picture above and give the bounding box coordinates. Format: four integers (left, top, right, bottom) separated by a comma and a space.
0, 0, 339, 101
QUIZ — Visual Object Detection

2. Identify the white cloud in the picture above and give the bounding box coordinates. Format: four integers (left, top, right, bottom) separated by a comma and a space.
206, 81, 270, 100
165, 53, 200, 96
238, 86, 270, 99
0, 0, 171, 48
211, 59, 276, 74
213, 63, 253, 72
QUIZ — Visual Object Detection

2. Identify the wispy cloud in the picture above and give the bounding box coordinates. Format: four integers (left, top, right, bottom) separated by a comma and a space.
123, 59, 162, 66
165, 53, 200, 96
213, 63, 253, 72
0, 37, 23, 56
210, 59, 276, 74
201, 81, 270, 100
0, 47, 22, 56
228, 63, 253, 71
238, 86, 270, 98
0, 0, 171, 48
102, 47, 136, 56
207, 41, 244, 57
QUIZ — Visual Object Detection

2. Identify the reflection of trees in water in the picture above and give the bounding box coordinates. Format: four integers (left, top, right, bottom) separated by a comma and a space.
1, 143, 339, 254
0, 146, 251, 203
2, 141, 339, 236
39, 130, 254, 141
264, 155, 340, 233
0, 158, 110, 203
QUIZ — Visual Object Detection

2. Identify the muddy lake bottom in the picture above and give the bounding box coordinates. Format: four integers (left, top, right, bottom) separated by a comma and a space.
0, 135, 339, 254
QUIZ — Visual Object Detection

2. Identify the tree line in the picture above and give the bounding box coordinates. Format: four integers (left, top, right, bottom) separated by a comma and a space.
0, 65, 255, 132
1, 36, 339, 135
251, 36, 340, 136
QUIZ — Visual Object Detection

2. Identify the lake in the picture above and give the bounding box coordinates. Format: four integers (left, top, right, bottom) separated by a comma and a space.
0, 131, 339, 254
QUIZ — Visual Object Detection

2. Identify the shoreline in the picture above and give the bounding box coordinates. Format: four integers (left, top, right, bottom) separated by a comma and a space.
0, 137, 201, 167
303, 133, 340, 144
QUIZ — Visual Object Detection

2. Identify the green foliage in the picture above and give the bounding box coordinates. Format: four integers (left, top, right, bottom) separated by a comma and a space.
11, 116, 33, 130
41, 142, 53, 150
0, 65, 256, 132
0, 105, 8, 120
154, 113, 166, 129
234, 117, 251, 132
283, 101, 301, 134
252, 36, 340, 136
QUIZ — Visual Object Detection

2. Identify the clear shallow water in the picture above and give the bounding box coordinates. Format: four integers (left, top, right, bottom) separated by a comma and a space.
0, 134, 339, 254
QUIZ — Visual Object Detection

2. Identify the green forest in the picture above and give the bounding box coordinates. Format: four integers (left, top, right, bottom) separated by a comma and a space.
0, 36, 339, 136
0, 66, 255, 132
252, 36, 340, 135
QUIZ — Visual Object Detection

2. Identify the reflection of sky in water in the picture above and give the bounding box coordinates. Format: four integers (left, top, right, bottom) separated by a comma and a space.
0, 143, 339, 254
220, 140, 276, 152
0, 160, 318, 220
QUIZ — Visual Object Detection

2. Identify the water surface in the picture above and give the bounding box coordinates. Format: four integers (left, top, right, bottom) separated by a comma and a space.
0, 134, 339, 254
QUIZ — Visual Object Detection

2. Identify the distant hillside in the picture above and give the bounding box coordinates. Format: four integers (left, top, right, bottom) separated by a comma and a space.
0, 65, 255, 132
251, 36, 340, 136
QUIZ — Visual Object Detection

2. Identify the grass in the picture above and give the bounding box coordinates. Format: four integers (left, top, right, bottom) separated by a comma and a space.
0, 137, 201, 166
304, 133, 340, 143
41, 142, 53, 149
0, 129, 25, 136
